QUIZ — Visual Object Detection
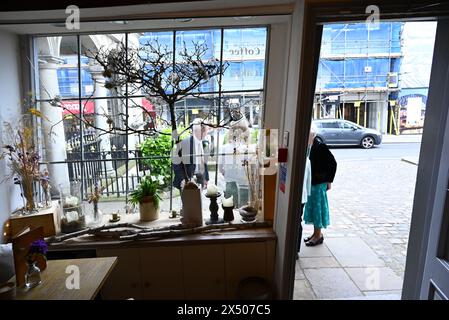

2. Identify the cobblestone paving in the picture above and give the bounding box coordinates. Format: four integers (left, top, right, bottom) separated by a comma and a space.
303, 159, 418, 278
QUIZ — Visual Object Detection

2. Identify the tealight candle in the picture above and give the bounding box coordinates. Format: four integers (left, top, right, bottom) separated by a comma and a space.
65, 210, 79, 223
206, 183, 218, 196
65, 196, 79, 207
222, 196, 234, 207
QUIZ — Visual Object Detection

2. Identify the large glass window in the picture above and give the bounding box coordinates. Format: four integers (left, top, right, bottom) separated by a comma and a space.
33, 27, 268, 219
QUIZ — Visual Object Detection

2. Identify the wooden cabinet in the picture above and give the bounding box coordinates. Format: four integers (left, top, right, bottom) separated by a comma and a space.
182, 244, 226, 299
225, 242, 268, 299
96, 248, 143, 300
140, 246, 184, 300
95, 238, 275, 300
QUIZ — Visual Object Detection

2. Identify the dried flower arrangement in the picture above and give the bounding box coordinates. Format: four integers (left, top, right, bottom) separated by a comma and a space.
1, 115, 42, 213
241, 154, 261, 220
88, 179, 106, 222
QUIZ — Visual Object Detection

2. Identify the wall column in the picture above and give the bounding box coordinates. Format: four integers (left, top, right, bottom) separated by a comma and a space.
38, 55, 70, 191
380, 101, 388, 134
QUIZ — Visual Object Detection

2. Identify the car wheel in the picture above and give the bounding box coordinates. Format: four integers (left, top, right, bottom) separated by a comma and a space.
361, 136, 375, 149
315, 136, 323, 143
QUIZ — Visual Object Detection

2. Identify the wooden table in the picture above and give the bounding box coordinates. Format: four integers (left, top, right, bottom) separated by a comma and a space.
11, 257, 117, 300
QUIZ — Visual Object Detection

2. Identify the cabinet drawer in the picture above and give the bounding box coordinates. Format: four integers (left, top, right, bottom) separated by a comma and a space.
225, 242, 267, 299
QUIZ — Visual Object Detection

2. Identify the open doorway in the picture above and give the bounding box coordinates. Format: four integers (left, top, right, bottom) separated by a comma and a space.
293, 20, 437, 300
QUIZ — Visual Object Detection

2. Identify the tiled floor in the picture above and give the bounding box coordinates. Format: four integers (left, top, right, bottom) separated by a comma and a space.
294, 236, 403, 300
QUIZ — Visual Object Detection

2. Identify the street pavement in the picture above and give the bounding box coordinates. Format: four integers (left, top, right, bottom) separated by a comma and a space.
329, 142, 421, 161
302, 142, 419, 278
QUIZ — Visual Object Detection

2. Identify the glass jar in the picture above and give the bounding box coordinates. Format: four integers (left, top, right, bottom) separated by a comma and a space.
21, 176, 37, 215
59, 181, 85, 233
25, 260, 42, 289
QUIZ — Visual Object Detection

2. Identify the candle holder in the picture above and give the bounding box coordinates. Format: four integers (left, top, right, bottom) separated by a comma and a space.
222, 205, 235, 222
205, 192, 223, 225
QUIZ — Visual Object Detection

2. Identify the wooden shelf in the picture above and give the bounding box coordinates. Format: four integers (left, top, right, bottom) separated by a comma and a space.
8, 201, 60, 238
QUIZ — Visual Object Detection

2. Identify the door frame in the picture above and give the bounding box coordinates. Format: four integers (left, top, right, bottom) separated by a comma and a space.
403, 18, 449, 300
286, 0, 449, 299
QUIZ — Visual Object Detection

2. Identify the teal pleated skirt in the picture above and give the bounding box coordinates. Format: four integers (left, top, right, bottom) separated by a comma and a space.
304, 183, 330, 228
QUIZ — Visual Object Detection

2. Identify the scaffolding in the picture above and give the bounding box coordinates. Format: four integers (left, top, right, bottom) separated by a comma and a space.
315, 22, 403, 134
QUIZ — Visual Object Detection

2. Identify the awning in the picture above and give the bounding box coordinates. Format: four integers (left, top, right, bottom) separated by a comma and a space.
62, 101, 95, 115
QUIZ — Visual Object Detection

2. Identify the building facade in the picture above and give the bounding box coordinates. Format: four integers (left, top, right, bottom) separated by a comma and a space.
314, 22, 402, 134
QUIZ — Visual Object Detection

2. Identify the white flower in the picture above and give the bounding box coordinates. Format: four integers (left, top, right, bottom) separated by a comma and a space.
168, 72, 180, 86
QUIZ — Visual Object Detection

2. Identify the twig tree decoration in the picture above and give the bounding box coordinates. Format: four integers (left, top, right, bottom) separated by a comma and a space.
51, 40, 250, 184
95, 41, 232, 136
95, 41, 229, 183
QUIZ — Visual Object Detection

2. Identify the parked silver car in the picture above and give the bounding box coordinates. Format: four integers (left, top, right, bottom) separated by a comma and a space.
313, 119, 382, 149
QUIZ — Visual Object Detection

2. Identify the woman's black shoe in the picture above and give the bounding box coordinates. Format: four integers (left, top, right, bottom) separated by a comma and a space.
305, 236, 324, 247
304, 235, 314, 242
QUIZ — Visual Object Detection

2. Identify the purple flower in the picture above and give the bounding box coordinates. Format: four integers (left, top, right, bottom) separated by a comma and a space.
29, 239, 48, 256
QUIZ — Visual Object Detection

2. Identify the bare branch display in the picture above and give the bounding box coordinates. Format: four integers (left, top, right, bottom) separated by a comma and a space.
48, 40, 256, 185
49, 220, 272, 242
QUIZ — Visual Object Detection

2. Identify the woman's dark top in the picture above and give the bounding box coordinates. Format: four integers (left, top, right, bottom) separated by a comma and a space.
309, 138, 337, 185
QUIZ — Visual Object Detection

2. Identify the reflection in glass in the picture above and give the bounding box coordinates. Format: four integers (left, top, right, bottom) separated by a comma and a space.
222, 28, 267, 91
32, 27, 268, 215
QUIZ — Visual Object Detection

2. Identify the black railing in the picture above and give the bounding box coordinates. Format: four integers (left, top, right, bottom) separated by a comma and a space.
66, 147, 153, 199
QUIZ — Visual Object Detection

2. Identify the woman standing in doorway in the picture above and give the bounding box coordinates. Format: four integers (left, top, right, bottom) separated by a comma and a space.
303, 123, 337, 246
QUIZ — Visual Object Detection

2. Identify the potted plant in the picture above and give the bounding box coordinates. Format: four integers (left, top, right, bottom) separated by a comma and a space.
129, 176, 163, 222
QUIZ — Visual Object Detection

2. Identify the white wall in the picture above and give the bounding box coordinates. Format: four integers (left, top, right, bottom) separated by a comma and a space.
0, 30, 24, 242
272, 0, 305, 298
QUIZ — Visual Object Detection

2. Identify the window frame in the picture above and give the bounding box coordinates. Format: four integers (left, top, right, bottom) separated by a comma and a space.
32, 26, 270, 212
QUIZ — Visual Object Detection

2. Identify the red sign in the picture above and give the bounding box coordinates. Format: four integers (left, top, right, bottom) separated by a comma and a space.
142, 98, 156, 118
142, 98, 154, 112
62, 101, 95, 115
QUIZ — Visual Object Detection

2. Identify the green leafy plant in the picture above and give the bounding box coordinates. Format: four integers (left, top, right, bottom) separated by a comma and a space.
129, 176, 163, 209
140, 127, 188, 187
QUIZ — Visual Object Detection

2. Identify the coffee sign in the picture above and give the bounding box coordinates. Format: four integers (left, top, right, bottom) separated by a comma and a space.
229, 46, 262, 56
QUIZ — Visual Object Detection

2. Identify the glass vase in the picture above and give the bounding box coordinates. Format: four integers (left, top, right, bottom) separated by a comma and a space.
92, 201, 102, 224
43, 187, 52, 208
25, 260, 42, 289
21, 177, 36, 215
60, 181, 85, 233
